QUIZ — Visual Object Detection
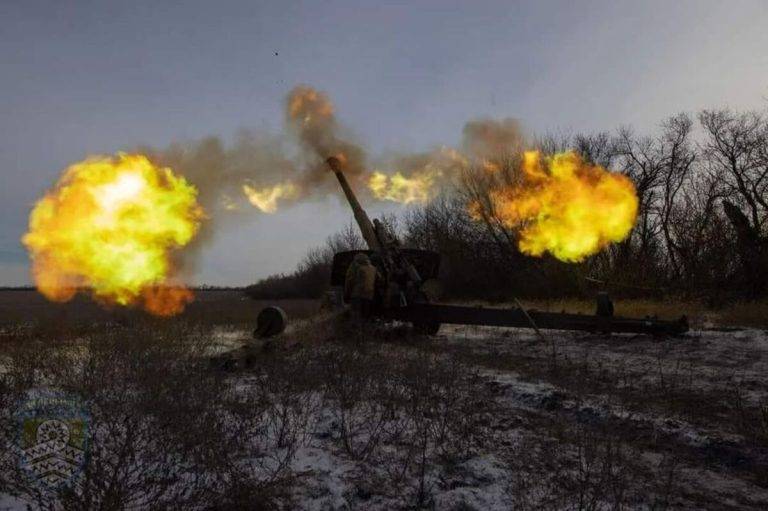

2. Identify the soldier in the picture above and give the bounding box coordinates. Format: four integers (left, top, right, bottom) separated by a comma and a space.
344, 253, 377, 319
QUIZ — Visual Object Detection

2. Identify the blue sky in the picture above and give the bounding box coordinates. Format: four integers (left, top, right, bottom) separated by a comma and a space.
2, 0, 767, 285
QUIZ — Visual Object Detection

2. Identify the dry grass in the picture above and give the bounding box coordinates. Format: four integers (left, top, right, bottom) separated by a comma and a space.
0, 315, 494, 509
1, 323, 300, 509
0, 289, 318, 331
3, 290, 768, 509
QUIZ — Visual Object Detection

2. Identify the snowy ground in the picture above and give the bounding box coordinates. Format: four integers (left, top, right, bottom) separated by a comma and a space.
2, 318, 768, 509
217, 322, 768, 509
436, 324, 768, 509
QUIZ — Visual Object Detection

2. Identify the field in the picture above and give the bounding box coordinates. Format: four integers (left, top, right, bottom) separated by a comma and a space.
1, 290, 768, 510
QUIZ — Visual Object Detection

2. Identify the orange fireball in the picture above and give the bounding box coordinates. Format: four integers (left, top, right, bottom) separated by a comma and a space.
474, 150, 638, 262
22, 153, 204, 315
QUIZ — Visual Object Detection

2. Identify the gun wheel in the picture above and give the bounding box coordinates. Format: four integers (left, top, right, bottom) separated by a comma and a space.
254, 306, 287, 338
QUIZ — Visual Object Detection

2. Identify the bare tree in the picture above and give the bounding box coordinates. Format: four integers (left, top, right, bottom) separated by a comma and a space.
700, 109, 768, 295
657, 114, 696, 281
699, 109, 768, 231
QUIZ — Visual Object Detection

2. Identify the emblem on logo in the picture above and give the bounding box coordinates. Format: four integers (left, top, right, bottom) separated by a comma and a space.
15, 390, 89, 489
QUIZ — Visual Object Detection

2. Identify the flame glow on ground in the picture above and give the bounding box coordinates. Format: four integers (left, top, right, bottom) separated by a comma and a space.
22, 153, 204, 315
474, 150, 638, 262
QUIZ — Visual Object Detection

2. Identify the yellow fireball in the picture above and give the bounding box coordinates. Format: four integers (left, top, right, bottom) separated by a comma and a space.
22, 153, 204, 315
475, 150, 638, 262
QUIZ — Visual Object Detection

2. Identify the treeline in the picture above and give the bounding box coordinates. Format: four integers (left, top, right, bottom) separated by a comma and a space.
246, 224, 363, 300
246, 108, 768, 303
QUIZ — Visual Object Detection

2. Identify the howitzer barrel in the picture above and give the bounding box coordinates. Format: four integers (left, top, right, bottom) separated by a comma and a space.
326, 156, 382, 252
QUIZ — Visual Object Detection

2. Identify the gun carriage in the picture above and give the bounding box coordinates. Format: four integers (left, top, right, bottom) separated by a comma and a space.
254, 156, 688, 338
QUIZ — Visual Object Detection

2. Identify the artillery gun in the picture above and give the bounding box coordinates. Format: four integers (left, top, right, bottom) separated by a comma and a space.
254, 156, 688, 338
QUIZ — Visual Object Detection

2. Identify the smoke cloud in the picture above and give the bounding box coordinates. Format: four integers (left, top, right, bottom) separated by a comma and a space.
462, 118, 526, 162
285, 86, 368, 189
134, 85, 530, 263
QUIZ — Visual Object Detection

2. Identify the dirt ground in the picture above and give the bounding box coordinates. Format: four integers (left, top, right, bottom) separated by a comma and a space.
1, 290, 767, 510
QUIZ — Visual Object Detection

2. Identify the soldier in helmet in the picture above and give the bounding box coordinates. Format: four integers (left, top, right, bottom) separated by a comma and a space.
344, 253, 378, 319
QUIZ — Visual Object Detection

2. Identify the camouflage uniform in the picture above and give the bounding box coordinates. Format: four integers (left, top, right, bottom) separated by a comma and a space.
345, 253, 377, 318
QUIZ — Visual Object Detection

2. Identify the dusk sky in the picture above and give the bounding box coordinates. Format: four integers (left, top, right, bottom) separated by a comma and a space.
2, 0, 767, 286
